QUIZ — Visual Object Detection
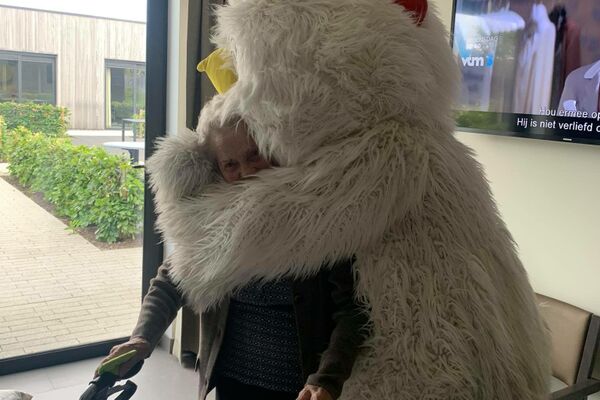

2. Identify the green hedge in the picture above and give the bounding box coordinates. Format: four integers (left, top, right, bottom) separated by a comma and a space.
3, 127, 143, 243
109, 101, 135, 128
0, 115, 6, 161
132, 109, 145, 138
0, 102, 69, 137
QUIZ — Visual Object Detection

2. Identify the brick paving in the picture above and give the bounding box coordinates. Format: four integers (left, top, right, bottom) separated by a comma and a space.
0, 172, 142, 358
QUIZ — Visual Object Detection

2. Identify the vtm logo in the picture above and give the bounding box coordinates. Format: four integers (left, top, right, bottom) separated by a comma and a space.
461, 54, 494, 68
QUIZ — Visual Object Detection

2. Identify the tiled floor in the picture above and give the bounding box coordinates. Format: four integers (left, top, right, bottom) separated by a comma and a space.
0, 172, 142, 358
0, 347, 215, 399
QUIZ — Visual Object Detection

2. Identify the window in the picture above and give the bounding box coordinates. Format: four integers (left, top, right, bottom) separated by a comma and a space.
105, 60, 146, 128
0, 51, 56, 104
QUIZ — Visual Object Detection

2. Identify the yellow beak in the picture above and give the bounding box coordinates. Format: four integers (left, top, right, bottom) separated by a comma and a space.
197, 48, 238, 94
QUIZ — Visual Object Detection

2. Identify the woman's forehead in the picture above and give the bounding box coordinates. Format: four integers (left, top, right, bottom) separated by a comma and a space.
213, 129, 256, 157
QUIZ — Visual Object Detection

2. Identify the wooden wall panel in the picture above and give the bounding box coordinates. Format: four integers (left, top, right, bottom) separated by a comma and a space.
0, 6, 146, 129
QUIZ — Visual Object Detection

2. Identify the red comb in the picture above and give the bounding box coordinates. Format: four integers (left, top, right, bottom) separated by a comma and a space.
394, 0, 428, 26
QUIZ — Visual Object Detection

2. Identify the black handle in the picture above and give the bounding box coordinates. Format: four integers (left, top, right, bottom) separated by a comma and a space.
107, 381, 138, 400
79, 373, 117, 400
79, 361, 143, 400
121, 360, 144, 379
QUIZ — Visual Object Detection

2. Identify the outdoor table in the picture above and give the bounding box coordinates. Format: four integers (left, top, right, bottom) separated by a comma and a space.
103, 141, 145, 164
121, 118, 145, 142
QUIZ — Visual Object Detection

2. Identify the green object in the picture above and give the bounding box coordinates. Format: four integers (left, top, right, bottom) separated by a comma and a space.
3, 128, 144, 243
0, 101, 69, 137
98, 350, 138, 376
0, 115, 6, 161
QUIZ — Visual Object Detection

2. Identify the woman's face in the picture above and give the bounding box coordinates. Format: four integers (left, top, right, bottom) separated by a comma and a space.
212, 124, 272, 183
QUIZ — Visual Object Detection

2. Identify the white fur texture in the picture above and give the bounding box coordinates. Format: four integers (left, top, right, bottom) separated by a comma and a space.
146, 0, 550, 398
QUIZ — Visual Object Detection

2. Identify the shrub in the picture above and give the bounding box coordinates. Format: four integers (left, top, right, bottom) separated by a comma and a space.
109, 101, 134, 128
3, 128, 144, 243
0, 102, 69, 137
0, 115, 6, 161
132, 109, 145, 138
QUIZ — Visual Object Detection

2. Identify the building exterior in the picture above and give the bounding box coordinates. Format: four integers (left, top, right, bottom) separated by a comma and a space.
0, 5, 146, 129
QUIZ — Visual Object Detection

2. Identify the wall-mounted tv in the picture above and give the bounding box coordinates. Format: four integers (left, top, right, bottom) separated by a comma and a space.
451, 0, 600, 145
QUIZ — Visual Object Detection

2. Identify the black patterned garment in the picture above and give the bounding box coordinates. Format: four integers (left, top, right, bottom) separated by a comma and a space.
214, 279, 304, 393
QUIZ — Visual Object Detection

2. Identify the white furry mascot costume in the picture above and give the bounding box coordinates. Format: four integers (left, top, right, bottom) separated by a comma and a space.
147, 0, 551, 398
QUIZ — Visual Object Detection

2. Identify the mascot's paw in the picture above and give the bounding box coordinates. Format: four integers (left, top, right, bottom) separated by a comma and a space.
146, 129, 219, 208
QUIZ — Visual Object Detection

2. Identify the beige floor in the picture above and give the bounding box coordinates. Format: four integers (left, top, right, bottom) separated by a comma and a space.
0, 346, 208, 400
0, 169, 143, 359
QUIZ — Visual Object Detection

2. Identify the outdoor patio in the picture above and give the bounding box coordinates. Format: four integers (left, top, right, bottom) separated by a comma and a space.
0, 165, 143, 359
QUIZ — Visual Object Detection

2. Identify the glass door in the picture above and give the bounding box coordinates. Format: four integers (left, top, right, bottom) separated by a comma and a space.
0, 0, 166, 374
106, 60, 146, 129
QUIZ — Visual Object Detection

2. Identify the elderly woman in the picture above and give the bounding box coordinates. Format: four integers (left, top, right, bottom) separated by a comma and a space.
97, 121, 368, 400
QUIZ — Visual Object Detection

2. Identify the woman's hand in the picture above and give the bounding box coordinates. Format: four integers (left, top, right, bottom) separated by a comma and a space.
94, 337, 152, 378
297, 384, 333, 400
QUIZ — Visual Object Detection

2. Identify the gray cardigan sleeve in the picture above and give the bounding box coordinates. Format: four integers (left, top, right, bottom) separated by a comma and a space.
130, 263, 184, 351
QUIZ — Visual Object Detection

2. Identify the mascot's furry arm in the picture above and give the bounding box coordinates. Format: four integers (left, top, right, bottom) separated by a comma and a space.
146, 120, 430, 311
146, 128, 220, 207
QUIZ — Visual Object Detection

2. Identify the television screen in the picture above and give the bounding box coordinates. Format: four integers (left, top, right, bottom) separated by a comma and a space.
451, 0, 600, 145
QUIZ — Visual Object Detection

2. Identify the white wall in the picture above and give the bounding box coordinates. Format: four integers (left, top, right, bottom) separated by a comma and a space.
432, 0, 600, 314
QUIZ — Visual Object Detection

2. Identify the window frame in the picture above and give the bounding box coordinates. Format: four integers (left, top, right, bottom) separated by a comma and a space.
0, 50, 57, 104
